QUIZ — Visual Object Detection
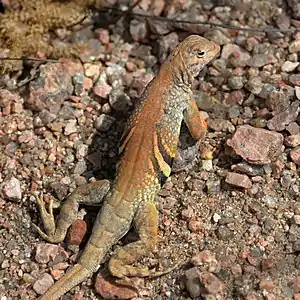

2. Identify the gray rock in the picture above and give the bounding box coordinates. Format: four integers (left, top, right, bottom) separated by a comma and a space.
130, 19, 148, 42
94, 114, 115, 132
245, 77, 263, 95
286, 122, 300, 135
208, 118, 235, 133
109, 87, 131, 112
73, 160, 87, 175
50, 182, 68, 200
296, 87, 300, 100
73, 72, 86, 96
290, 74, 300, 86
228, 105, 241, 119
106, 63, 126, 85
247, 54, 271, 68
231, 162, 264, 176
206, 180, 221, 195
78, 39, 102, 63
204, 29, 231, 45
228, 76, 244, 90
185, 267, 201, 298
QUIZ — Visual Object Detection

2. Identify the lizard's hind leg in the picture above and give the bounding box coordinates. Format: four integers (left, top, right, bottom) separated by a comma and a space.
108, 201, 181, 281
33, 180, 110, 243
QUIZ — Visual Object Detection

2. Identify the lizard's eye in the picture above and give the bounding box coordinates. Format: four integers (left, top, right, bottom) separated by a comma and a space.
197, 51, 206, 58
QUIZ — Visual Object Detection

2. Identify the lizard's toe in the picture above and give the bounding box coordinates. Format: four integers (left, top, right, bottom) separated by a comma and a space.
114, 277, 141, 291
109, 258, 152, 278
32, 223, 58, 243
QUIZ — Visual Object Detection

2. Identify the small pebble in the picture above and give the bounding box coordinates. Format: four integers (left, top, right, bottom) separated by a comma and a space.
32, 273, 54, 295
281, 61, 299, 72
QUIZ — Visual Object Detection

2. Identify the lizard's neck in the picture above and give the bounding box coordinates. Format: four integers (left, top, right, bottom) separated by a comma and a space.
159, 60, 193, 92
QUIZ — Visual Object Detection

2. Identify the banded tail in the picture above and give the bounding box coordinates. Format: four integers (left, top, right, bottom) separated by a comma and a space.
40, 264, 91, 300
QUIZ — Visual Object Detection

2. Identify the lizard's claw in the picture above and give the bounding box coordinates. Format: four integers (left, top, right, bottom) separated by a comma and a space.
33, 194, 58, 243
114, 277, 141, 291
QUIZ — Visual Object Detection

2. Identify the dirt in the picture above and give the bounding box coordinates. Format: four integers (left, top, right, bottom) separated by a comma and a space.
1, 0, 300, 299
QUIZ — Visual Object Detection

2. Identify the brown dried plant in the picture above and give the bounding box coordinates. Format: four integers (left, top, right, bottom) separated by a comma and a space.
0, 0, 105, 74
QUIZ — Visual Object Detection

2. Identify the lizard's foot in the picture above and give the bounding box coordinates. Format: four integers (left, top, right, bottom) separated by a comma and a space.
114, 276, 144, 292
109, 258, 151, 279
110, 257, 184, 279
32, 194, 64, 243
34, 180, 111, 244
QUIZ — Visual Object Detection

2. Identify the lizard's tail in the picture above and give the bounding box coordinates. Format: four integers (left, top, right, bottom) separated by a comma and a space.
40, 263, 91, 300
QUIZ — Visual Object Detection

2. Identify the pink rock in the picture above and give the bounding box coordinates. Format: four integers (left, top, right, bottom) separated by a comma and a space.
66, 219, 87, 245
294, 293, 300, 300
83, 77, 93, 90
293, 276, 300, 293
93, 81, 111, 99
33, 273, 54, 295
188, 218, 203, 233
18, 130, 34, 143
27, 63, 73, 113
191, 250, 217, 266
285, 134, 300, 147
290, 147, 300, 165
199, 271, 226, 296
225, 172, 252, 189
267, 101, 300, 131
96, 28, 110, 44
95, 269, 138, 299
35, 243, 60, 264
227, 125, 283, 164
259, 279, 275, 291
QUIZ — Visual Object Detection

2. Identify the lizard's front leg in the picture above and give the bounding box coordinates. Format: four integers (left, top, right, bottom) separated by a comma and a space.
33, 180, 110, 243
184, 98, 207, 141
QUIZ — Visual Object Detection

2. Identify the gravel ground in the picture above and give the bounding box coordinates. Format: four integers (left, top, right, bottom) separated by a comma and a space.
1, 0, 300, 299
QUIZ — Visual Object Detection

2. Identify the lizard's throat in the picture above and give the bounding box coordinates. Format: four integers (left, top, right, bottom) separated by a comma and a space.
172, 67, 193, 89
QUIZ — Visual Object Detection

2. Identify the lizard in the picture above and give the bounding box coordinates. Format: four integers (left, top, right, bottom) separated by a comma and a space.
33, 34, 220, 300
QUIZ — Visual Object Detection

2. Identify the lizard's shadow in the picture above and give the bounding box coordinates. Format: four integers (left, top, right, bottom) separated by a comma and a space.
79, 106, 130, 238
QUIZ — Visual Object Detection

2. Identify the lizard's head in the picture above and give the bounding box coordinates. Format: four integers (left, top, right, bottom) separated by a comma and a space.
167, 35, 220, 82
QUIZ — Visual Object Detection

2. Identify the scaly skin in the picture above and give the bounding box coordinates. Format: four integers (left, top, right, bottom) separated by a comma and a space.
34, 35, 220, 299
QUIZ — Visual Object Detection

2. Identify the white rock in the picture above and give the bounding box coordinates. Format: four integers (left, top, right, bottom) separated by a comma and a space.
64, 119, 77, 135
281, 61, 299, 72
202, 159, 213, 171
289, 40, 300, 53
213, 213, 221, 223
295, 86, 300, 100
1, 176, 22, 202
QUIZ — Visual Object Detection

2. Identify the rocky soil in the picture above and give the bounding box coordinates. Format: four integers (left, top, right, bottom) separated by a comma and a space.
1, 0, 300, 299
